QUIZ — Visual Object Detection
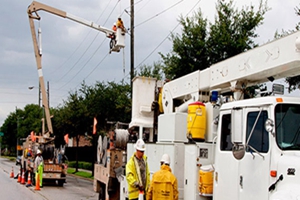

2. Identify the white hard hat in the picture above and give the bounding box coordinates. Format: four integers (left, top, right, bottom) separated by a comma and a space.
160, 154, 170, 165
113, 23, 116, 26
37, 149, 41, 154
135, 139, 146, 151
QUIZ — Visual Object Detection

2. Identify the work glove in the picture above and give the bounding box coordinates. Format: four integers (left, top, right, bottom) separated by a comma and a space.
134, 181, 140, 188
138, 185, 144, 191
134, 182, 144, 191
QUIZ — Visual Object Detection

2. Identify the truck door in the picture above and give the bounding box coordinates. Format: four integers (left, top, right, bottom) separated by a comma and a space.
214, 112, 239, 200
238, 108, 270, 199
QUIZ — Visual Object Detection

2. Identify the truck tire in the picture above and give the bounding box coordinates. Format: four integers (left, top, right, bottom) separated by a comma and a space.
98, 185, 105, 200
57, 179, 64, 186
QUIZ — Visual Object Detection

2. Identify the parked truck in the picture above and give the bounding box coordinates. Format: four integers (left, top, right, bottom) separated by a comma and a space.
21, 134, 68, 186
94, 123, 129, 200
27, 0, 126, 140
95, 30, 300, 199
27, 1, 126, 187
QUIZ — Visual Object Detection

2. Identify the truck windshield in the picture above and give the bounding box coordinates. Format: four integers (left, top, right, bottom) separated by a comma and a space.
275, 104, 300, 150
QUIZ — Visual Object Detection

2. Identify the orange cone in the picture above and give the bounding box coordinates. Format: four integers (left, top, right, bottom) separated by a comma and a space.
21, 169, 25, 184
27, 171, 32, 185
35, 173, 40, 190
10, 167, 14, 178
17, 169, 21, 183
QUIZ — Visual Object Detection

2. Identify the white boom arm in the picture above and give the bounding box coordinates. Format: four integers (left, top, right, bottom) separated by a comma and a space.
162, 31, 300, 113
27, 1, 125, 134
27, 1, 115, 37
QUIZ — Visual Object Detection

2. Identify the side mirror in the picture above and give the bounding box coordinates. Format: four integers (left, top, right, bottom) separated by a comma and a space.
231, 107, 243, 143
232, 143, 245, 160
265, 118, 274, 136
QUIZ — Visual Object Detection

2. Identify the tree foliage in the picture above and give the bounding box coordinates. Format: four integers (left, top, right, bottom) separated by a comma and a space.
0, 81, 132, 156
160, 10, 208, 79
136, 61, 165, 80
160, 0, 269, 80
0, 104, 43, 154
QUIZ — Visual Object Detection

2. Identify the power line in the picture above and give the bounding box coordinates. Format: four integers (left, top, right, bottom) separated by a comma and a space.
50, 0, 117, 86
48, 0, 113, 79
123, 0, 202, 80
81, 52, 110, 84
52, 0, 201, 100
135, 0, 184, 28
57, 37, 107, 90
52, 0, 120, 93
51, 10, 126, 104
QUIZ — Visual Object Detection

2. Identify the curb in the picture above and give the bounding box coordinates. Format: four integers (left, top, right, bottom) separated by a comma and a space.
67, 172, 94, 182
67, 168, 93, 182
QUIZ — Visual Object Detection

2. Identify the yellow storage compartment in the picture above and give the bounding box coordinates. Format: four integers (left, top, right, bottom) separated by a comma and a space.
187, 102, 206, 141
199, 165, 214, 196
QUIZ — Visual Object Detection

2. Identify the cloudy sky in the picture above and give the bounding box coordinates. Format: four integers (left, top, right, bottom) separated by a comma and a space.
0, 0, 299, 127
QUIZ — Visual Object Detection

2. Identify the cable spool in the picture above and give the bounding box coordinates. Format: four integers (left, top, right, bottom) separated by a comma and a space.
114, 129, 129, 149
97, 135, 102, 164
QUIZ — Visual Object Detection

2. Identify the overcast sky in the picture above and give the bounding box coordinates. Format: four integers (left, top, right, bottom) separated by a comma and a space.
0, 0, 299, 127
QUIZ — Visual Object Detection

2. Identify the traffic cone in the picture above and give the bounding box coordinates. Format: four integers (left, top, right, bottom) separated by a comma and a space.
21, 169, 25, 184
10, 167, 14, 178
35, 173, 40, 191
17, 169, 21, 183
138, 190, 144, 200
27, 171, 32, 185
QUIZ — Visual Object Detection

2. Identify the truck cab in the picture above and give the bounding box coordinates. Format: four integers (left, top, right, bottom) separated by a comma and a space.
214, 96, 300, 199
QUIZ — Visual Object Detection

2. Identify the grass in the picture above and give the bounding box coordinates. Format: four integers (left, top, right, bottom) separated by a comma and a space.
0, 156, 94, 180
67, 168, 93, 179
1, 156, 16, 162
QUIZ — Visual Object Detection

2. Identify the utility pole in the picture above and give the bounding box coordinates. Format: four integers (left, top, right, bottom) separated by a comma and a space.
130, 0, 134, 96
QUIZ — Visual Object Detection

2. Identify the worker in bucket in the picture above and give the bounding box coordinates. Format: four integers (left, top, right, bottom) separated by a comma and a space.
126, 139, 150, 200
116, 17, 126, 34
147, 154, 179, 200
34, 149, 43, 188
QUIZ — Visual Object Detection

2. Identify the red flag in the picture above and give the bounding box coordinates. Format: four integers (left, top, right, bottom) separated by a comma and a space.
30, 131, 36, 142
64, 134, 69, 144
93, 117, 97, 134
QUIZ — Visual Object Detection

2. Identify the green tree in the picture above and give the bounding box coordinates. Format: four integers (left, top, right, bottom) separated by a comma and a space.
62, 90, 89, 172
136, 61, 165, 80
161, 0, 269, 79
80, 80, 131, 175
0, 104, 43, 155
59, 80, 131, 172
81, 80, 131, 131
52, 106, 69, 148
160, 10, 208, 80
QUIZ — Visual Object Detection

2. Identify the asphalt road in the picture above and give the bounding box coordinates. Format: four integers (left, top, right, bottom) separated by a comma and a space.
0, 157, 98, 200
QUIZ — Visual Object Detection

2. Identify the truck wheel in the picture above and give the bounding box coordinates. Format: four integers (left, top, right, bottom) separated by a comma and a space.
98, 185, 105, 200
57, 179, 64, 186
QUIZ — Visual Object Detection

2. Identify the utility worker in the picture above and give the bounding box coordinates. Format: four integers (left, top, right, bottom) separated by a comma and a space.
147, 154, 179, 200
116, 17, 126, 34
25, 147, 34, 187
126, 139, 150, 200
112, 23, 117, 32
109, 22, 117, 50
34, 149, 43, 188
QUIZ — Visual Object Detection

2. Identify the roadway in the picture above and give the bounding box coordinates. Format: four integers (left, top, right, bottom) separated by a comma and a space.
0, 157, 98, 200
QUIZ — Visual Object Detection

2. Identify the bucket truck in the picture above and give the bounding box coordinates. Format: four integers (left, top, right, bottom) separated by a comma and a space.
27, 1, 126, 186
113, 31, 300, 200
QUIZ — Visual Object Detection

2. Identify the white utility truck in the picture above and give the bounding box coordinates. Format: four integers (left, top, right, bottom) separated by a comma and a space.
116, 31, 300, 200
27, 1, 126, 187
